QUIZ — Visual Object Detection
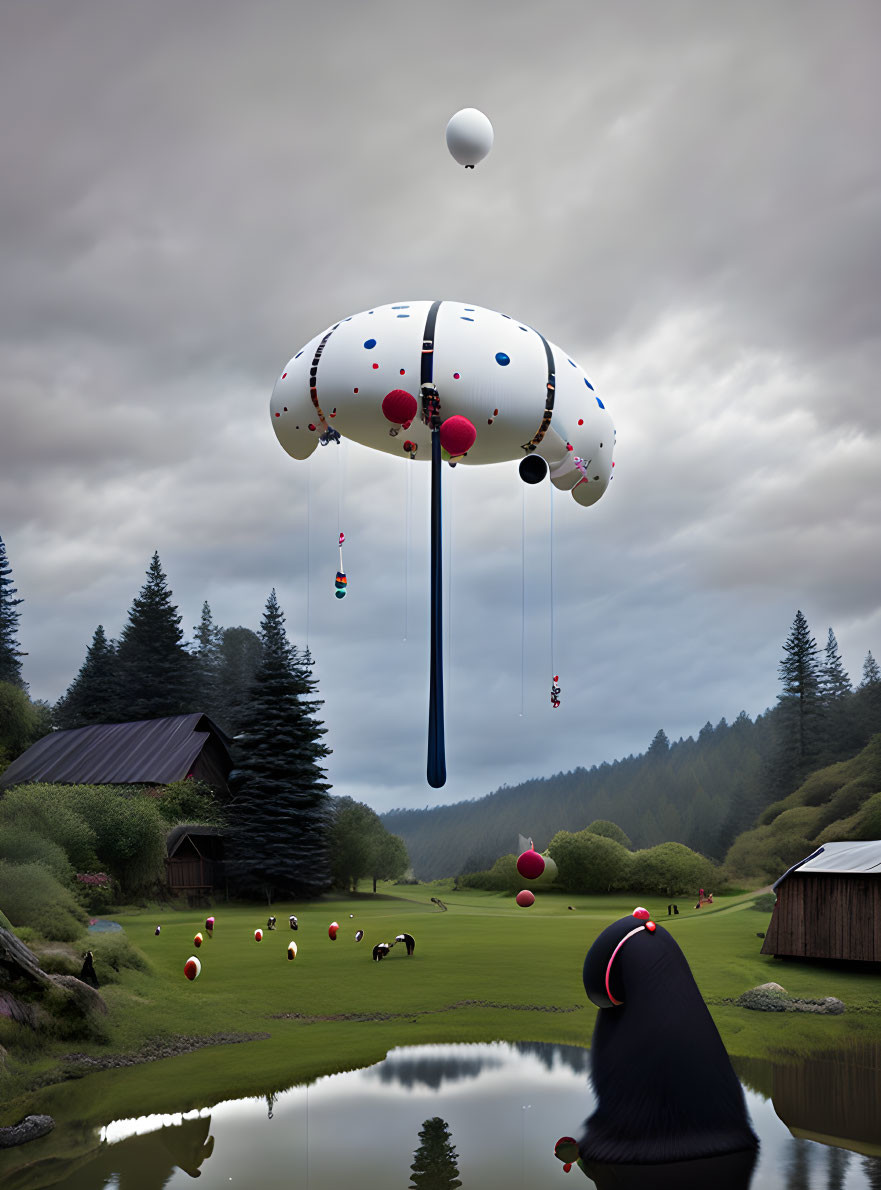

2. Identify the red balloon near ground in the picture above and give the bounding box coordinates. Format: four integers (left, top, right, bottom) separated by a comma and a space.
184, 956, 201, 981
516, 849, 546, 880
255, 929, 263, 942
515, 890, 535, 907
194, 932, 203, 947
328, 921, 339, 940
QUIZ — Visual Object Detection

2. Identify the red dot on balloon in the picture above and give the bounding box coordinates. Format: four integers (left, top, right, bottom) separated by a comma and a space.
453, 373, 460, 379
567, 443, 573, 451
282, 372, 287, 379
493, 408, 499, 415
439, 414, 477, 457
487, 419, 493, 425
274, 412, 280, 417
372, 363, 379, 369
400, 368, 406, 375
646, 921, 657, 932
578, 419, 584, 426
308, 423, 316, 431
283, 406, 288, 411
353, 387, 359, 393
554, 675, 559, 682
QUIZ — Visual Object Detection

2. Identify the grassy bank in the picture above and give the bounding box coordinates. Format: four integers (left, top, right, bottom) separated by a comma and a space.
3, 883, 880, 1131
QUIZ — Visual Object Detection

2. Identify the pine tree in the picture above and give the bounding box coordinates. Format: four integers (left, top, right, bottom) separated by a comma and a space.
225, 591, 332, 901
213, 625, 263, 735
115, 553, 196, 720
861, 651, 881, 688
0, 536, 25, 689
647, 728, 670, 757
191, 601, 223, 722
772, 610, 822, 792
409, 1117, 462, 1190
54, 625, 120, 729
820, 628, 851, 701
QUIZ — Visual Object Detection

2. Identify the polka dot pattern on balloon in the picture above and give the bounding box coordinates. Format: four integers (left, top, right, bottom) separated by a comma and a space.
495, 352, 510, 366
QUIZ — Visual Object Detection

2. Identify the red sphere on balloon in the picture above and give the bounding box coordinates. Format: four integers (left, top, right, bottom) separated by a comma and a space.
516, 849, 546, 880
184, 956, 201, 981
439, 415, 476, 457
382, 389, 418, 425
515, 889, 535, 907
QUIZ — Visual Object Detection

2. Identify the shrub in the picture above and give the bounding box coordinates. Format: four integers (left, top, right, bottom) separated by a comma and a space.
630, 842, 716, 896
156, 779, 226, 826
67, 787, 167, 896
585, 820, 632, 849
548, 830, 632, 893
750, 892, 777, 912
459, 854, 520, 892
0, 784, 99, 870
0, 861, 88, 941
89, 932, 150, 984
0, 825, 73, 884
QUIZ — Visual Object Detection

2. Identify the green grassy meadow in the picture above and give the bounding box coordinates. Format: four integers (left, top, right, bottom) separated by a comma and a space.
3, 883, 881, 1133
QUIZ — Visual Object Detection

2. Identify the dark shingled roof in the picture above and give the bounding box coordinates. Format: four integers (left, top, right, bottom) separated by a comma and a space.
0, 714, 232, 790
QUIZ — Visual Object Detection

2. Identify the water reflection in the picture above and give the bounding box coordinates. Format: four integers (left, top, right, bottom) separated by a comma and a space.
2, 1041, 880, 1188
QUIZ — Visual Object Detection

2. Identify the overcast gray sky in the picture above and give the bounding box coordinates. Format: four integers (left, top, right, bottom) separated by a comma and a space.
2, 1, 879, 814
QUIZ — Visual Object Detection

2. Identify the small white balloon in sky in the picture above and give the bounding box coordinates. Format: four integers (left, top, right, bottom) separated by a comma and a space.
445, 108, 493, 168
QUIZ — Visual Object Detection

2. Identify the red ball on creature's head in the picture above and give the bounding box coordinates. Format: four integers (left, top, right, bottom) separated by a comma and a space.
515, 889, 536, 907
439, 414, 477, 456
632, 907, 651, 920
516, 849, 546, 880
382, 389, 418, 424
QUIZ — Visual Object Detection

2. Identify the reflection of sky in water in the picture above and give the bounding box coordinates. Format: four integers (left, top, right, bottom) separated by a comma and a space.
88, 1043, 876, 1189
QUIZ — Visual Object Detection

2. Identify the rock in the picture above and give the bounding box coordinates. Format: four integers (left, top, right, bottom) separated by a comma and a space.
0, 1115, 55, 1148
756, 982, 787, 994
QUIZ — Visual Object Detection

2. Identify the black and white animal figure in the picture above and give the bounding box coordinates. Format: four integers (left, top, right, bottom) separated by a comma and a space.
355, 930, 364, 942
267, 916, 277, 930
578, 908, 758, 1168
289, 915, 298, 930
372, 942, 391, 961
395, 932, 415, 955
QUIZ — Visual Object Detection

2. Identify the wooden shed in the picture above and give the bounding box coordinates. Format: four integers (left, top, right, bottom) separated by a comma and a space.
165, 825, 225, 894
761, 840, 881, 963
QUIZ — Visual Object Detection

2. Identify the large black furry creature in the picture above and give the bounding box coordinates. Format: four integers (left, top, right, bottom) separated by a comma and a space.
579, 909, 758, 1169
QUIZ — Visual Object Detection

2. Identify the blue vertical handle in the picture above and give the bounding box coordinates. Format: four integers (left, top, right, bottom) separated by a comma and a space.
427, 424, 446, 787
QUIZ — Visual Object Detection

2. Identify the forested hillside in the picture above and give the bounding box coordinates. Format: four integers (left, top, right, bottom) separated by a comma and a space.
383, 615, 881, 880
384, 714, 776, 879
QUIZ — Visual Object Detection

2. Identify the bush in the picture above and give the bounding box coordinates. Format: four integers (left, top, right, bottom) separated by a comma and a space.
458, 854, 520, 892
156, 779, 226, 826
630, 842, 716, 896
0, 784, 99, 870
750, 892, 777, 912
0, 825, 73, 884
548, 830, 632, 893
67, 787, 167, 896
585, 820, 632, 849
0, 861, 88, 941
89, 932, 150, 984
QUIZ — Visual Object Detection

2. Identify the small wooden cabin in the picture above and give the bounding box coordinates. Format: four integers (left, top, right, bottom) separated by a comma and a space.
761, 840, 881, 963
165, 825, 225, 894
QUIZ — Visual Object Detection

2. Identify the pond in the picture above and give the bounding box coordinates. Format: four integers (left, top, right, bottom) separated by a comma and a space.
7, 1041, 881, 1188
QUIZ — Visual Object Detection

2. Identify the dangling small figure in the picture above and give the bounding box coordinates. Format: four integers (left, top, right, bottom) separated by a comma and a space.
551, 674, 561, 709
335, 531, 347, 599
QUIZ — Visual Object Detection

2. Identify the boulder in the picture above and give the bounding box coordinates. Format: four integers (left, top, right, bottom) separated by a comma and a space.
0, 1115, 55, 1149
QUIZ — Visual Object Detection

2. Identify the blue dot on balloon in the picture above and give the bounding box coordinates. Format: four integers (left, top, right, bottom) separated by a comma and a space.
596, 396, 605, 409
569, 359, 576, 368
584, 377, 594, 391
295, 351, 303, 359
461, 316, 474, 322
364, 339, 377, 349
495, 352, 510, 366
397, 314, 409, 318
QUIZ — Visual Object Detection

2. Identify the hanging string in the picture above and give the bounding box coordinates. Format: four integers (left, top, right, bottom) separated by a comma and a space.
550, 479, 560, 708
521, 482, 526, 716
404, 459, 412, 641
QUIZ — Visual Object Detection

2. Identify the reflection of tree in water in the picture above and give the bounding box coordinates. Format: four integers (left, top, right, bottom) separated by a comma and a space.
513, 1040, 590, 1076
786, 1137, 814, 1190
370, 1054, 500, 1090
409, 1117, 462, 1190
371, 1042, 589, 1091
827, 1145, 851, 1190
862, 1156, 881, 1189
58, 1115, 214, 1188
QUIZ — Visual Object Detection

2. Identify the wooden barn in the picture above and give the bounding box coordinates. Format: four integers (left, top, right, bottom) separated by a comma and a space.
165, 825, 225, 895
0, 713, 232, 795
761, 840, 881, 963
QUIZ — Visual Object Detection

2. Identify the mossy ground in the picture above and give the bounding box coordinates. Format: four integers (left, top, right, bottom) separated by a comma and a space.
3, 882, 880, 1130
